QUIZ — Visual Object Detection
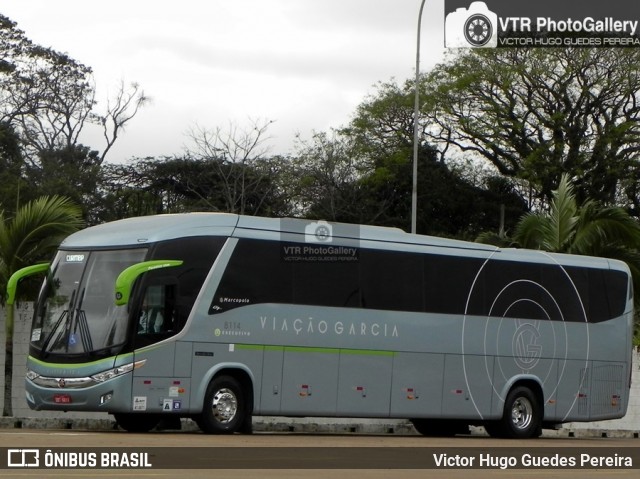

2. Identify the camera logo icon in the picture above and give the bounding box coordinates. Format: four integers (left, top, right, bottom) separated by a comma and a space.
305, 220, 333, 243
445, 2, 498, 48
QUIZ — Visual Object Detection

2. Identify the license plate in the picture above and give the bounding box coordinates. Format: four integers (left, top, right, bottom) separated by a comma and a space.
53, 394, 72, 404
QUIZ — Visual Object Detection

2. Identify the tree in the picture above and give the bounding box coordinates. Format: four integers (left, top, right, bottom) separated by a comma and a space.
289, 131, 365, 220
0, 196, 83, 416
185, 119, 289, 215
0, 14, 94, 159
424, 48, 640, 210
0, 121, 24, 213
25, 145, 102, 224
101, 157, 199, 219
0, 15, 146, 167
94, 81, 149, 164
100, 153, 291, 221
325, 80, 528, 236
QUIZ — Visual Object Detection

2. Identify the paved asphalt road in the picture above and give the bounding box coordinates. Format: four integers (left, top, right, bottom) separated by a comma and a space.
0, 429, 638, 478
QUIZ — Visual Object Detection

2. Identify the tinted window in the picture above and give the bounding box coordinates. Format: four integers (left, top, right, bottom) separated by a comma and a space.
424, 255, 484, 315
464, 259, 628, 323
213, 239, 363, 311
146, 236, 225, 332
211, 239, 293, 313
567, 267, 628, 323
210, 239, 628, 323
606, 269, 629, 318
360, 249, 424, 312
294, 261, 360, 308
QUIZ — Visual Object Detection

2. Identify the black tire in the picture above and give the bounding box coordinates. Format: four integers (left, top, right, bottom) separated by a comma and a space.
498, 386, 542, 439
411, 419, 469, 437
197, 375, 246, 434
114, 413, 160, 433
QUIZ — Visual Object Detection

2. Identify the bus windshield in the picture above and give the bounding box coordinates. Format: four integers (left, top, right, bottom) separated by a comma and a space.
30, 248, 147, 360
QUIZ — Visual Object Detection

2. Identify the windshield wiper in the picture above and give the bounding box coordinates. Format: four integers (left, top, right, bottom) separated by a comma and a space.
40, 289, 76, 357
73, 287, 94, 352
40, 310, 68, 355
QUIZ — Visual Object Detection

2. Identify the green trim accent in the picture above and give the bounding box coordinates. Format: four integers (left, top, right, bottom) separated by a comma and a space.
6, 263, 50, 305
28, 344, 169, 372
236, 344, 395, 357
283, 346, 340, 354
27, 353, 130, 370
114, 260, 183, 305
264, 345, 285, 352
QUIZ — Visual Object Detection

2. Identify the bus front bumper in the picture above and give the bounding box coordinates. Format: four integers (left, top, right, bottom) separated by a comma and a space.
25, 370, 134, 413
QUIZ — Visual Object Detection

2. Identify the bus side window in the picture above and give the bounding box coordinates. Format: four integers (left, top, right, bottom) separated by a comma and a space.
293, 260, 360, 308
210, 239, 293, 313
138, 284, 177, 336
360, 249, 424, 312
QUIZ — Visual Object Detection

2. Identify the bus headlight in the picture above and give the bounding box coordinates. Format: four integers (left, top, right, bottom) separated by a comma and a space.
26, 369, 40, 381
91, 360, 146, 383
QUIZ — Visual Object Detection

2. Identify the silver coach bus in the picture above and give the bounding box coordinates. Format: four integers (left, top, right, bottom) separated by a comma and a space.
14, 213, 633, 438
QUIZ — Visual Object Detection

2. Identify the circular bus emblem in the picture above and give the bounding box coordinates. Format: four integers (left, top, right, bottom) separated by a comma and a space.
58, 378, 66, 388
512, 321, 542, 371
462, 253, 589, 421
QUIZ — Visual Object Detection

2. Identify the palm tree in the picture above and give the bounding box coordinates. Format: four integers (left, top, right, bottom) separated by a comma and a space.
1, 196, 83, 417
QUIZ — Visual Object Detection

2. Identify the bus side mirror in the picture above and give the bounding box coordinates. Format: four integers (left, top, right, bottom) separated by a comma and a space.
6, 263, 50, 306
114, 260, 183, 306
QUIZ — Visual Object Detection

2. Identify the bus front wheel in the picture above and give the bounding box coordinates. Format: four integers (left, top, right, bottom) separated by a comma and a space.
198, 375, 245, 434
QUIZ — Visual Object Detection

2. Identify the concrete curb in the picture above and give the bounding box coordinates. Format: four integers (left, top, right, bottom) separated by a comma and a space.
0, 416, 639, 438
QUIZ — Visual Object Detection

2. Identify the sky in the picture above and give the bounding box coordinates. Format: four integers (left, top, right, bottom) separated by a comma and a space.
1, 0, 447, 163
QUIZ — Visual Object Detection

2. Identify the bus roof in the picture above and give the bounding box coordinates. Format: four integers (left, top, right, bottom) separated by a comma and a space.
60, 213, 496, 252
61, 213, 239, 248
58, 213, 628, 273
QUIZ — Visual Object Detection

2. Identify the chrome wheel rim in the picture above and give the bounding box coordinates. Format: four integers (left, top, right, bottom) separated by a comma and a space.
212, 388, 238, 423
511, 397, 533, 430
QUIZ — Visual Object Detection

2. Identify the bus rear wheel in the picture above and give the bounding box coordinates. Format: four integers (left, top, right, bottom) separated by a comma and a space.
114, 413, 160, 433
198, 375, 246, 434
488, 386, 542, 439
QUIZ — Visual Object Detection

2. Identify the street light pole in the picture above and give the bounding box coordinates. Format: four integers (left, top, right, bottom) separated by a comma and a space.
411, 0, 427, 234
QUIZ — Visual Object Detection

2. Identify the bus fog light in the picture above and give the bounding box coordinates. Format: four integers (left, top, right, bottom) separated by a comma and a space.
100, 392, 113, 405
25, 391, 35, 404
